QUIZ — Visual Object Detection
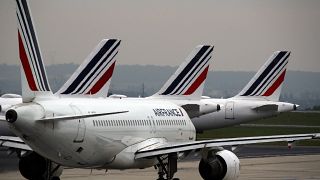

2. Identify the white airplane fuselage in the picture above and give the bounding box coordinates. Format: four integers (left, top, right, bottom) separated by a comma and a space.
192, 97, 296, 132
8, 97, 196, 169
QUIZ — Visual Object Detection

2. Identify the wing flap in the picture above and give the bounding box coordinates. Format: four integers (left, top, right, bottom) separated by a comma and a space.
0, 136, 32, 151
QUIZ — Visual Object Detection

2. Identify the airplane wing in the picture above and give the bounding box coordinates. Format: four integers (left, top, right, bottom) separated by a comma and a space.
135, 133, 320, 158
0, 136, 32, 151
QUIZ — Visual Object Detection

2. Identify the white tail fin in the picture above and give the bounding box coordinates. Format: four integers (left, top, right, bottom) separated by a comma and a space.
235, 51, 290, 101
152, 45, 214, 100
56, 39, 120, 97
16, 0, 52, 102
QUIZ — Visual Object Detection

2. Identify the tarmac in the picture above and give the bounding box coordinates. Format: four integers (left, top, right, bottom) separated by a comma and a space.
1, 146, 320, 180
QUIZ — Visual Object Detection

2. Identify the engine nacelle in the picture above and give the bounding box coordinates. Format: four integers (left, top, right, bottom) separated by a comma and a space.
198, 150, 240, 180
19, 152, 63, 180
0, 104, 10, 114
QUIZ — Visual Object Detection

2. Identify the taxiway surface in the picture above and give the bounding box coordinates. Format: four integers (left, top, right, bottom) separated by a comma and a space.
1, 146, 320, 180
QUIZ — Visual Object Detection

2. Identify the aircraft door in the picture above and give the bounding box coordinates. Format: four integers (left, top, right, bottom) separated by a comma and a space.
70, 105, 86, 143
148, 116, 156, 134
225, 102, 235, 119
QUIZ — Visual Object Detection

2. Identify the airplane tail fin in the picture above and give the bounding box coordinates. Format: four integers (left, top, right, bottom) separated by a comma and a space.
56, 39, 120, 98
16, 0, 52, 102
235, 51, 290, 101
152, 45, 214, 100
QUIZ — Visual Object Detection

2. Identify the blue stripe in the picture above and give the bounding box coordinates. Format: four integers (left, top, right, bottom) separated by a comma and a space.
259, 60, 288, 96
79, 51, 118, 94
16, 12, 42, 90
177, 56, 211, 95
172, 47, 212, 95
241, 51, 287, 96
72, 40, 120, 94
174, 49, 212, 95
20, 0, 50, 91
61, 39, 117, 94
161, 46, 210, 95
16, 0, 42, 90
251, 52, 290, 96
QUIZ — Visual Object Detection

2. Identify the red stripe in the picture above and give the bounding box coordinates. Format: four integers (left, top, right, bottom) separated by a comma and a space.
18, 31, 37, 91
262, 69, 286, 96
183, 66, 209, 95
86, 62, 115, 95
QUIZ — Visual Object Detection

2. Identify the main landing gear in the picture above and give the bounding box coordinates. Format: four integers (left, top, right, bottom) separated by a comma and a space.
18, 151, 63, 180
155, 153, 179, 180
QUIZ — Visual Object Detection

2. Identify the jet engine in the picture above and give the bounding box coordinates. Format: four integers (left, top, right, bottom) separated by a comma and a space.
198, 150, 240, 180
0, 104, 10, 114
19, 152, 63, 180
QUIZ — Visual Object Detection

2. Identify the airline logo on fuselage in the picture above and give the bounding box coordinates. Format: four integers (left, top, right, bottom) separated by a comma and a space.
153, 108, 184, 117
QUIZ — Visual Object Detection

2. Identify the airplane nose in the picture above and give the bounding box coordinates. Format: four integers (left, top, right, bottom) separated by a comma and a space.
6, 109, 18, 123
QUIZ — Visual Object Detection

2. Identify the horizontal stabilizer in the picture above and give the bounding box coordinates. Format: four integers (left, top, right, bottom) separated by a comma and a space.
181, 102, 220, 118
252, 104, 278, 111
37, 111, 128, 121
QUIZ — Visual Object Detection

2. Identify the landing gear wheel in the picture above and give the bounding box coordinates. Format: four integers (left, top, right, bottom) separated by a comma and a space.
51, 177, 60, 180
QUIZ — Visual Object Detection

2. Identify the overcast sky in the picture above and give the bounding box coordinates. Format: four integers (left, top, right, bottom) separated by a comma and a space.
0, 0, 320, 72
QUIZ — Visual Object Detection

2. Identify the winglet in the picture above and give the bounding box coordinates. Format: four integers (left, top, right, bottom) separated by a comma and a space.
57, 39, 120, 97
235, 51, 290, 101
16, 0, 52, 102
151, 45, 214, 100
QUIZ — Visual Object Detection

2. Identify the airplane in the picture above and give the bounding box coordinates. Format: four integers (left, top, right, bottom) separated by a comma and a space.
144, 44, 220, 118
0, 1, 319, 180
146, 48, 297, 132
190, 51, 298, 132
0, 38, 120, 137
